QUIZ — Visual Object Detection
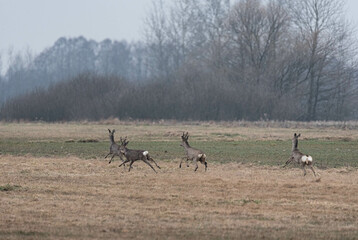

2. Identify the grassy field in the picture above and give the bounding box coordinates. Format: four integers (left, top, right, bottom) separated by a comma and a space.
1, 120, 358, 167
0, 121, 358, 239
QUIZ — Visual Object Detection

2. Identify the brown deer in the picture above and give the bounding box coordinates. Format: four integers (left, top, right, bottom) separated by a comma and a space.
283, 133, 316, 176
118, 137, 161, 173
180, 132, 207, 171
105, 129, 125, 165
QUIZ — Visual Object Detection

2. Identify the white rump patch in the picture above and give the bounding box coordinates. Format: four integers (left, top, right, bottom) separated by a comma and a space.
198, 153, 206, 158
301, 155, 313, 164
198, 154, 203, 158
143, 151, 149, 156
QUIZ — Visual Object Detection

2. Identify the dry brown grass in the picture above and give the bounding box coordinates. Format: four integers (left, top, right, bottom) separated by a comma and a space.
1, 155, 357, 239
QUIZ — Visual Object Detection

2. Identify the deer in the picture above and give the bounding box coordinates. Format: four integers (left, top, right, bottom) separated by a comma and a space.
118, 137, 161, 173
283, 133, 316, 176
179, 132, 207, 172
105, 129, 126, 165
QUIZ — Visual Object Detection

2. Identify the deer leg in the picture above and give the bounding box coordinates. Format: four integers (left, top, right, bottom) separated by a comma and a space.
119, 154, 126, 167
302, 165, 307, 176
142, 159, 157, 173
148, 156, 161, 169
109, 154, 115, 164
186, 158, 190, 167
194, 159, 199, 172
179, 158, 184, 168
199, 156, 207, 171
179, 157, 187, 168
105, 153, 111, 159
283, 157, 293, 168
119, 159, 130, 168
309, 165, 316, 176
128, 161, 135, 172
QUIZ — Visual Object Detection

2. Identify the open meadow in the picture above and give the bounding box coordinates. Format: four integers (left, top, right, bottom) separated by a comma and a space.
0, 120, 358, 239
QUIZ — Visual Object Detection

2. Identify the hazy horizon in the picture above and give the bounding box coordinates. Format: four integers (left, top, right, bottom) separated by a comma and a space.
1, 0, 357, 121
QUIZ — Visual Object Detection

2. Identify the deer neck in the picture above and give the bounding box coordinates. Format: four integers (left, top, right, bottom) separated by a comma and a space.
292, 139, 298, 152
182, 141, 191, 150
110, 135, 115, 144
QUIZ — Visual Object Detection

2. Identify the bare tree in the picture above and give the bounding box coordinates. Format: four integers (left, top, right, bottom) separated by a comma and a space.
166, 0, 200, 69
200, 0, 231, 73
228, 0, 289, 84
144, 0, 171, 79
286, 0, 353, 120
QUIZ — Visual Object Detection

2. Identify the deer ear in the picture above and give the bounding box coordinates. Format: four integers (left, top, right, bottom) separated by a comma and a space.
294, 133, 297, 137
297, 133, 301, 137
112, 129, 115, 133
108, 129, 111, 133
125, 141, 129, 146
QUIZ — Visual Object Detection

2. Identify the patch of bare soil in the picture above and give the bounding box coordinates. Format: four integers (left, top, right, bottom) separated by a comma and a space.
0, 156, 357, 239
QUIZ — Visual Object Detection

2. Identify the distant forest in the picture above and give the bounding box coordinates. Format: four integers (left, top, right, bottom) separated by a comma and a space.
1, 0, 357, 121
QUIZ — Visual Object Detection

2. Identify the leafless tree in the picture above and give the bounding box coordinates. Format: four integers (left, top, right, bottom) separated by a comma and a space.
286, 0, 355, 120
144, 0, 171, 79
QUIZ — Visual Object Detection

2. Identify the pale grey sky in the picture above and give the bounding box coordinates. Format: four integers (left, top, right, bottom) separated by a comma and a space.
0, 0, 153, 55
1, 0, 358, 58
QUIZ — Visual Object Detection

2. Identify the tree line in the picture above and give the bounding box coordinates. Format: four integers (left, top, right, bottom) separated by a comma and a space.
0, 37, 149, 104
1, 0, 357, 121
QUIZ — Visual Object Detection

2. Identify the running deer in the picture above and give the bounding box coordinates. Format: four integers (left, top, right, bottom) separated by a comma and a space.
283, 133, 316, 176
105, 129, 125, 165
180, 132, 207, 171
118, 137, 161, 173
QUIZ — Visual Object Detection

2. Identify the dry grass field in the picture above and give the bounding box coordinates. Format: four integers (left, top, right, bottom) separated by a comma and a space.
1, 121, 358, 239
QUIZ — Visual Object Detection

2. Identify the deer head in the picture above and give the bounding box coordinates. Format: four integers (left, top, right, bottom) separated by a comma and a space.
108, 129, 115, 135
108, 129, 116, 142
119, 136, 129, 154
180, 132, 189, 147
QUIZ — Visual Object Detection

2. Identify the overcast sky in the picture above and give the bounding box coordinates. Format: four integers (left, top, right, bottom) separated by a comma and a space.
1, 0, 358, 58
